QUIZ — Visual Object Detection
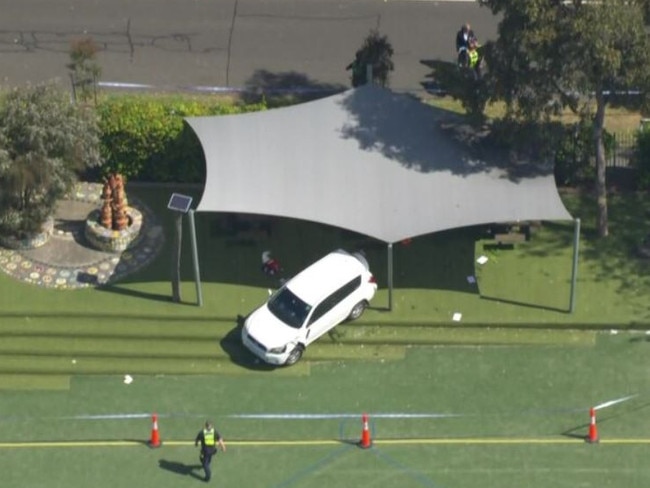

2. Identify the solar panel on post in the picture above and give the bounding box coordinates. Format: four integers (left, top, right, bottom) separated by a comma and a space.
167, 193, 193, 213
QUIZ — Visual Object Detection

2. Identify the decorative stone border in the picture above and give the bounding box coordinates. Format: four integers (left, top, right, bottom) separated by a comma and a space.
85, 207, 143, 252
0, 217, 54, 250
0, 182, 164, 290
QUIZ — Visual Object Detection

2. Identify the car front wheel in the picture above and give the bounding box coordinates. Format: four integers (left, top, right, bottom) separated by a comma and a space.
348, 300, 367, 321
285, 345, 304, 366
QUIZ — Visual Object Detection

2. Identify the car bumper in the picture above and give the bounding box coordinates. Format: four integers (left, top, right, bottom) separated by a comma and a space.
241, 329, 289, 365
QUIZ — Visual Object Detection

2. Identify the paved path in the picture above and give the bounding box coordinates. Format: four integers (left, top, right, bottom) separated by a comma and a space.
0, 0, 499, 94
0, 183, 164, 289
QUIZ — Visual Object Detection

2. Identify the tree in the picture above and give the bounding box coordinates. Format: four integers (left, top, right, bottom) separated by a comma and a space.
346, 30, 394, 87
482, 0, 650, 237
0, 82, 103, 238
67, 37, 102, 103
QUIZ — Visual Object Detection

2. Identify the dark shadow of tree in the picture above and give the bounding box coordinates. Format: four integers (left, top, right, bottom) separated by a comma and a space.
337, 84, 555, 182
241, 69, 346, 105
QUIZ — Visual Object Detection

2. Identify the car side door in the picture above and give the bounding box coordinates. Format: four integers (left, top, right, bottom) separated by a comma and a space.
304, 276, 362, 344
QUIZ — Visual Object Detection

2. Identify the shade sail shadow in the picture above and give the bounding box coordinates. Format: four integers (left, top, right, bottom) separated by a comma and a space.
158, 459, 204, 480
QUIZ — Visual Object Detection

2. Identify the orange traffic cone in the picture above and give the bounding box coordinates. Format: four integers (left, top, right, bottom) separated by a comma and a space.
586, 407, 599, 443
359, 413, 372, 449
148, 413, 162, 448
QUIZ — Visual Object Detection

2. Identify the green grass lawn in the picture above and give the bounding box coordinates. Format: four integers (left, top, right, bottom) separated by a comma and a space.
0, 185, 649, 487
1, 333, 650, 488
1, 185, 648, 327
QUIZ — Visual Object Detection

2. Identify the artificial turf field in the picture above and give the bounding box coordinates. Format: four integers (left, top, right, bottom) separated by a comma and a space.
1, 186, 650, 487
2, 333, 650, 488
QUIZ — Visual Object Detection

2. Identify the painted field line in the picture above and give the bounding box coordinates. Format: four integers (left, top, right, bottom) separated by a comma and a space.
3, 438, 650, 449
229, 413, 461, 420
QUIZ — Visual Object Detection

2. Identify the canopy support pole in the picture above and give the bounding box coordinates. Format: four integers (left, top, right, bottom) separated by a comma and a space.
387, 242, 393, 311
188, 209, 203, 307
569, 218, 580, 313
171, 213, 182, 303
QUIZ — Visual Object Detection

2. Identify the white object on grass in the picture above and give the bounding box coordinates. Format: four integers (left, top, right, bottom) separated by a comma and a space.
123, 375, 133, 385
476, 255, 488, 265
452, 312, 462, 322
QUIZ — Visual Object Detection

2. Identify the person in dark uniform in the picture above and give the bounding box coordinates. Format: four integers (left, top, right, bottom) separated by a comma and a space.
455, 23, 476, 53
195, 420, 226, 482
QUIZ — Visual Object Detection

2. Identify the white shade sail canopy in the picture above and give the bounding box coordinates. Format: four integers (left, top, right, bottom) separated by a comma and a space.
186, 86, 572, 243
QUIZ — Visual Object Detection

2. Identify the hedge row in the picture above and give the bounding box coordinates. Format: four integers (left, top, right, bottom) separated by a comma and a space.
95, 94, 267, 183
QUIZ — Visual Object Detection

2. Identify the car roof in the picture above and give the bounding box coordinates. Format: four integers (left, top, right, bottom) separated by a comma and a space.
285, 249, 369, 305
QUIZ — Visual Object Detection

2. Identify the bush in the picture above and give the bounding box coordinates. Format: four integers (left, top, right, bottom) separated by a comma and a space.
346, 30, 394, 88
0, 82, 102, 237
554, 120, 616, 187
96, 94, 267, 183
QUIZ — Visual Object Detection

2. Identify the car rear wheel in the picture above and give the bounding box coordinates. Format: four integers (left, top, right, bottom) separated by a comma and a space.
285, 345, 304, 366
348, 300, 367, 321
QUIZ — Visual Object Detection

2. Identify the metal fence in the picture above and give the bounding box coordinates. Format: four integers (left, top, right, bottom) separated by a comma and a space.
608, 131, 636, 168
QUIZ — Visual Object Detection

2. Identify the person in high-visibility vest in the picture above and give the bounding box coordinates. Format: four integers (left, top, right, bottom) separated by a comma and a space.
467, 39, 482, 78
468, 46, 479, 69
195, 420, 227, 482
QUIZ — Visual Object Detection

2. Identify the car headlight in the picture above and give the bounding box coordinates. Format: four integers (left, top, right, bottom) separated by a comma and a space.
268, 345, 287, 354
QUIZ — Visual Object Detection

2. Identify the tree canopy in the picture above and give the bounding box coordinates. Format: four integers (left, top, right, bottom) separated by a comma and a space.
0, 82, 103, 237
482, 0, 650, 236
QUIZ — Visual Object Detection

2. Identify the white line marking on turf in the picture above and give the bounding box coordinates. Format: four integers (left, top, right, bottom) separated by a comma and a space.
594, 394, 638, 411
61, 413, 153, 420
228, 413, 462, 420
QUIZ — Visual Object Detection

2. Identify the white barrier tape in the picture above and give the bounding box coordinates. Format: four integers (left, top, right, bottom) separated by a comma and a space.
594, 394, 638, 411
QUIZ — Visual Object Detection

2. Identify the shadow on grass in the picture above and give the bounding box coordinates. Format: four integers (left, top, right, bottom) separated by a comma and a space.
158, 459, 204, 481
218, 316, 280, 372
479, 295, 569, 314
113, 185, 487, 294
96, 284, 180, 304
0, 311, 236, 322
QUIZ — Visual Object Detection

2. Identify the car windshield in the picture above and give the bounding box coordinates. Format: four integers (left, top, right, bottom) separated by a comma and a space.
267, 288, 312, 329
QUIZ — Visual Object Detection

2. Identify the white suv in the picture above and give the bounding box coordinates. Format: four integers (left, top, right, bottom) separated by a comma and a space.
241, 249, 377, 366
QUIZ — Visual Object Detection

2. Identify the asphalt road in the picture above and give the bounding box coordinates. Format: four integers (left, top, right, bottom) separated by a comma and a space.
0, 0, 499, 94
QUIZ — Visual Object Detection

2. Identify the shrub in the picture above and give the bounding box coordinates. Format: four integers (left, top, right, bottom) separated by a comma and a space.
0, 82, 102, 237
346, 30, 394, 88
96, 95, 267, 182
554, 120, 616, 187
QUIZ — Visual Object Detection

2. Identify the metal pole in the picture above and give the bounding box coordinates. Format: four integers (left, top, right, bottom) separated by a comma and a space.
569, 218, 580, 313
366, 64, 373, 85
188, 209, 203, 307
171, 213, 182, 303
387, 242, 393, 311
